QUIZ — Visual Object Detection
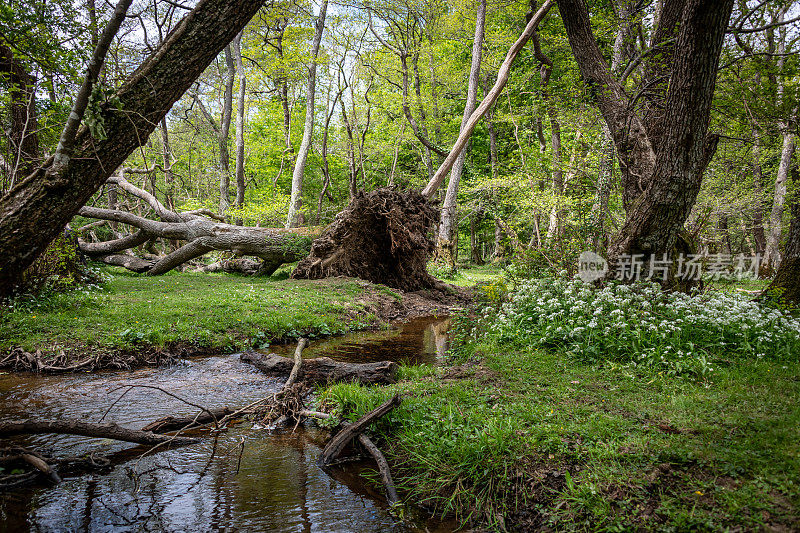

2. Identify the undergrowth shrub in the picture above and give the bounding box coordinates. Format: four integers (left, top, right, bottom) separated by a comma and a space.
489, 278, 800, 376
11, 233, 103, 300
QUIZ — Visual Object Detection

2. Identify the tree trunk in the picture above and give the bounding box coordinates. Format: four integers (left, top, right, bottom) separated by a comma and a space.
0, 0, 266, 297
0, 44, 41, 187
219, 45, 235, 214
0, 420, 197, 446
470, 208, 485, 265
436, 0, 486, 269
159, 117, 175, 210
232, 31, 247, 209
286, 0, 328, 228
483, 74, 499, 182
763, 131, 796, 273
590, 1, 633, 251
78, 176, 313, 274
766, 186, 800, 305
559, 0, 734, 288
751, 128, 768, 254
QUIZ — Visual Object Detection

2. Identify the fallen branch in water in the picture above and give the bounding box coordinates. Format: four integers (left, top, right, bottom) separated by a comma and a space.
0, 420, 199, 446
304, 409, 400, 505
319, 395, 401, 466
241, 350, 398, 385
141, 407, 234, 433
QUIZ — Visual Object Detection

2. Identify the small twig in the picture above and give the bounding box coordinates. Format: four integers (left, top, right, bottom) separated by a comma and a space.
282, 338, 307, 392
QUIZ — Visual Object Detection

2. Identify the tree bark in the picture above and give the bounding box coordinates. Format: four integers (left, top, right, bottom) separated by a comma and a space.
763, 131, 796, 273
159, 118, 175, 210
232, 31, 247, 209
530, 24, 564, 245
766, 188, 800, 305
0, 45, 41, 187
220, 45, 235, 214
0, 420, 198, 446
286, 0, 328, 228
436, 0, 486, 269
318, 395, 401, 466
0, 0, 266, 297
751, 126, 767, 254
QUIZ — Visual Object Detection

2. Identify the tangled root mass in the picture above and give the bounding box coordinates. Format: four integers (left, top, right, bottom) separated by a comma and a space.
292, 188, 438, 291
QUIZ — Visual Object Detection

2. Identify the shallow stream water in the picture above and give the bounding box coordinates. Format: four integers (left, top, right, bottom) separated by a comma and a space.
0, 317, 452, 532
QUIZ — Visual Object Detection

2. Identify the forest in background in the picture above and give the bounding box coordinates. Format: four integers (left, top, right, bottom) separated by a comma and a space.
2, 0, 797, 287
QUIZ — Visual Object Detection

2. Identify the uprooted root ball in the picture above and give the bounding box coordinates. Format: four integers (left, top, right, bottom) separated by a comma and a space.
292, 188, 438, 291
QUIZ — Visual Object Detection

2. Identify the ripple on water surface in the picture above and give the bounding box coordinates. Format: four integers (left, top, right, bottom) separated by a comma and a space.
0, 317, 453, 532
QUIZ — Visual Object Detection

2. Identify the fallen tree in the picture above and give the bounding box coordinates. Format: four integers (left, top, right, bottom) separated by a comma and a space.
291, 1, 554, 290
78, 174, 315, 275
0, 420, 198, 446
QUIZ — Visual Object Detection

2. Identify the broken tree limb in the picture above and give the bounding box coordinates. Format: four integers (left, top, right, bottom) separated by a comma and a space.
283, 338, 308, 391
319, 394, 401, 466
22, 453, 61, 483
0, 420, 199, 446
300, 409, 399, 505
240, 351, 399, 385
357, 433, 400, 505
420, 0, 554, 198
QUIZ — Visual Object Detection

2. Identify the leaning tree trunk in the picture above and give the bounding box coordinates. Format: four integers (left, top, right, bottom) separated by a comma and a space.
78, 175, 314, 275
0, 0, 266, 297
291, 2, 553, 291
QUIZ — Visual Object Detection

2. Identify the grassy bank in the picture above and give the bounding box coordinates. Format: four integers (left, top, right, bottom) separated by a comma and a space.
318, 277, 799, 531
0, 267, 384, 358
322, 344, 799, 530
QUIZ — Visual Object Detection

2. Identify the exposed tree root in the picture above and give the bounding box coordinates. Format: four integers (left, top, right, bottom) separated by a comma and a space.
0, 346, 180, 373
292, 188, 439, 291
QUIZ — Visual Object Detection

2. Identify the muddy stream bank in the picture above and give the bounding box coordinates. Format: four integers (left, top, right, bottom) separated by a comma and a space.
0, 317, 453, 532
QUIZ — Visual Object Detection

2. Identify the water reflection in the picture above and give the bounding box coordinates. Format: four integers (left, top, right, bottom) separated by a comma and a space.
267, 316, 452, 365
0, 317, 453, 532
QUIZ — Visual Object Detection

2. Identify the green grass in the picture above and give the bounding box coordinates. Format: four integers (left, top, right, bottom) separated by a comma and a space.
435, 263, 504, 287
318, 340, 800, 530
0, 267, 377, 354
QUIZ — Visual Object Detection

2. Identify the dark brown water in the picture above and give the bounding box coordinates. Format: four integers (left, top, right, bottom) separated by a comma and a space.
0, 317, 453, 532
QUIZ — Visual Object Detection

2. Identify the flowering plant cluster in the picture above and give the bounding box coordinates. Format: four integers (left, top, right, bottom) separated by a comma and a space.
490, 278, 800, 375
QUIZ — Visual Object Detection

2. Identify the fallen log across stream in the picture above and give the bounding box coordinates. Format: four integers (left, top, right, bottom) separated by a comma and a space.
240, 350, 399, 385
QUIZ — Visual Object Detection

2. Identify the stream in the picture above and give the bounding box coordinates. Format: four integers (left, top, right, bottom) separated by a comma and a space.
0, 317, 453, 532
